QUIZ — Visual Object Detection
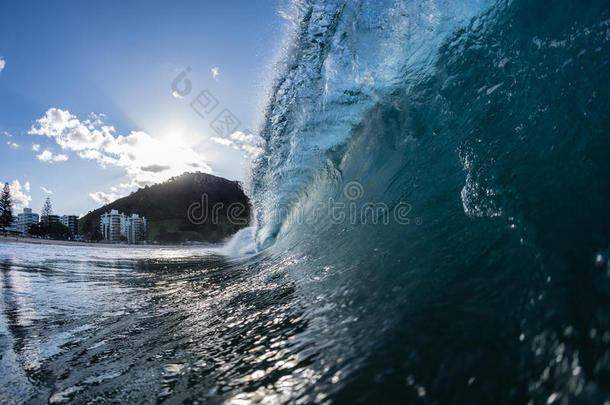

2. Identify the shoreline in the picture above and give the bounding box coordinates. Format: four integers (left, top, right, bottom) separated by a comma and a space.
0, 235, 199, 248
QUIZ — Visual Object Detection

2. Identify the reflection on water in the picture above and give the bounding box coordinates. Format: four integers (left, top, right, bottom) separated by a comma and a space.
2, 237, 609, 404
0, 242, 306, 404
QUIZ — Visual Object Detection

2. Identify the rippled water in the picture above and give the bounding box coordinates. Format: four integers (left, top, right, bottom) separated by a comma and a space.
0, 241, 310, 404
2, 234, 610, 404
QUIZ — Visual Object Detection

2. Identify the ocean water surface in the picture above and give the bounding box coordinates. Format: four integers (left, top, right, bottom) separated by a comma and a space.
0, 238, 309, 403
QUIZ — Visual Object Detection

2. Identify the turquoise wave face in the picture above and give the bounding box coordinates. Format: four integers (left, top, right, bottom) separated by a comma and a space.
252, 0, 495, 248
249, 0, 610, 402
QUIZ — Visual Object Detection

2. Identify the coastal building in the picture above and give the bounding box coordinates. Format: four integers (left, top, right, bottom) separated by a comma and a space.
41, 214, 61, 224
123, 214, 147, 244
61, 215, 79, 236
100, 209, 122, 241
18, 208, 39, 235
61, 215, 78, 235
100, 210, 147, 243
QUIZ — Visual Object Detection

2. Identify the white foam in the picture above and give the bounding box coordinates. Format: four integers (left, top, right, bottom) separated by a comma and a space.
221, 227, 258, 257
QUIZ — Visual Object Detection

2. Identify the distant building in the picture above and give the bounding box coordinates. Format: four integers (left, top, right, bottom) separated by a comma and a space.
100, 210, 146, 243
42, 214, 61, 224
100, 210, 122, 241
18, 208, 39, 235
123, 214, 147, 244
61, 215, 79, 236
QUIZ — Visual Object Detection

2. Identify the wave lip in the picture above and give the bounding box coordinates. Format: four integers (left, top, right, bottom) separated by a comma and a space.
251, 0, 493, 249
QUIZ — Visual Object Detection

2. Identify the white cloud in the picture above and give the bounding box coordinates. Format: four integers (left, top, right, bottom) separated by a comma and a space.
3, 131, 12, 137
29, 108, 215, 205
210, 136, 236, 147
229, 131, 258, 144
29, 109, 114, 152
241, 144, 263, 157
40, 186, 53, 195
36, 149, 68, 162
9, 180, 31, 210
7, 141, 19, 149
32, 144, 40, 151
140, 164, 171, 173
77, 149, 102, 160
172, 90, 184, 99
211, 130, 264, 159
89, 191, 119, 205
0, 58, 5, 73
211, 66, 220, 81
36, 150, 53, 161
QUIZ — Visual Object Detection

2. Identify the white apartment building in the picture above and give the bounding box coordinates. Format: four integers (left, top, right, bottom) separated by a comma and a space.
100, 210, 147, 243
100, 210, 123, 241
123, 214, 147, 244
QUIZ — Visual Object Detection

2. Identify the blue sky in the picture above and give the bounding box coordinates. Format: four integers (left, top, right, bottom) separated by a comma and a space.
0, 0, 284, 216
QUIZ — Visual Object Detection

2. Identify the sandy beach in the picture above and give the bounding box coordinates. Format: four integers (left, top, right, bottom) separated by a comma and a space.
0, 235, 183, 248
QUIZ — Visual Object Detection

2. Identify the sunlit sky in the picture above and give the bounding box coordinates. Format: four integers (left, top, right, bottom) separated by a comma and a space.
0, 0, 284, 216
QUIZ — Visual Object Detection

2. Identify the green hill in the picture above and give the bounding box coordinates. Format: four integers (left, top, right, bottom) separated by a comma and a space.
80, 172, 251, 243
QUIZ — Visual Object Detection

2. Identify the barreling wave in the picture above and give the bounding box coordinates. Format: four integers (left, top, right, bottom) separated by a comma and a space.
247, 0, 610, 402
252, 0, 494, 248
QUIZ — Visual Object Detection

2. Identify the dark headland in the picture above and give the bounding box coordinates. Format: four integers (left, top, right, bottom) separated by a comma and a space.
79, 172, 251, 243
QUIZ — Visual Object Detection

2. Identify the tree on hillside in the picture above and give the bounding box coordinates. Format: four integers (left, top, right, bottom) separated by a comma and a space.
0, 182, 13, 235
41, 196, 53, 224
90, 228, 104, 242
